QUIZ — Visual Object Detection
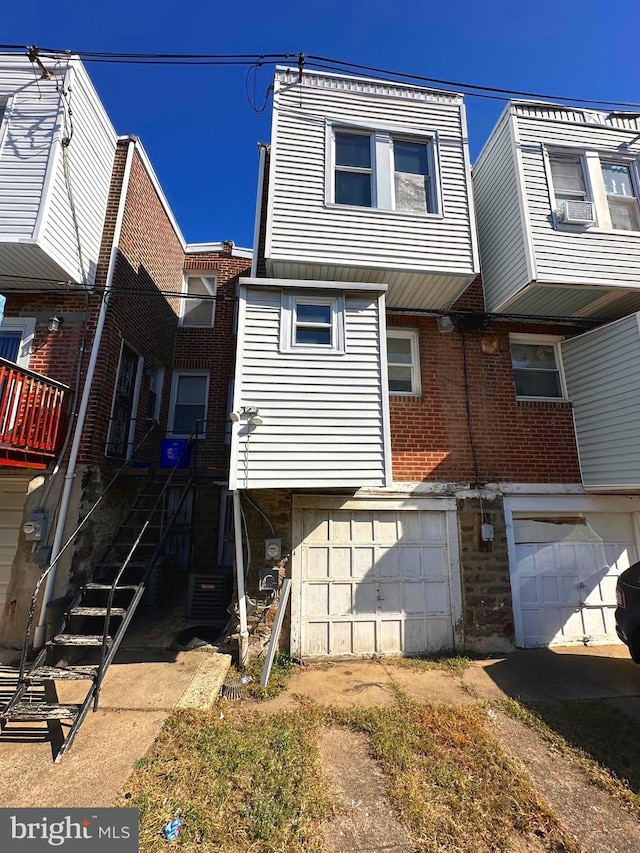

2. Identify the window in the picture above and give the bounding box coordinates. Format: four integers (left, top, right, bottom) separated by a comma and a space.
387, 329, 421, 395
0, 317, 36, 368
509, 335, 565, 400
169, 371, 209, 437
393, 139, 433, 213
180, 276, 216, 327
601, 162, 640, 231
280, 293, 345, 354
334, 132, 372, 207
549, 155, 588, 205
330, 124, 440, 214
548, 148, 640, 232
145, 366, 164, 421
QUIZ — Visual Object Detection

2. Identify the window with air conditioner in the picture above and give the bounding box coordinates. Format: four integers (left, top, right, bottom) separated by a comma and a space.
329, 124, 441, 215
548, 149, 640, 232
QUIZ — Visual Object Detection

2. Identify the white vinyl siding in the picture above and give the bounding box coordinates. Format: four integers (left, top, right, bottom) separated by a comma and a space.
230, 282, 391, 489
0, 55, 116, 286
266, 69, 477, 309
472, 109, 530, 313
475, 103, 640, 317
561, 314, 640, 489
0, 478, 29, 615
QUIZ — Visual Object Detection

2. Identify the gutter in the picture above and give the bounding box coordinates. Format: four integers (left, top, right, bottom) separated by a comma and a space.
250, 143, 268, 278
33, 138, 137, 648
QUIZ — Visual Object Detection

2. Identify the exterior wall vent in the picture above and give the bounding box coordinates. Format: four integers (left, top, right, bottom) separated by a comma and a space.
559, 200, 596, 225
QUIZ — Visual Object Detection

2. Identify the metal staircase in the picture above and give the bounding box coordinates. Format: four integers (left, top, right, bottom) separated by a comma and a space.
0, 433, 197, 761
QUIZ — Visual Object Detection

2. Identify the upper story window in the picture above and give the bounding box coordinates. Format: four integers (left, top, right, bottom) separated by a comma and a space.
602, 162, 640, 231
180, 275, 216, 327
509, 334, 566, 401
329, 124, 440, 215
169, 370, 208, 438
387, 329, 421, 395
145, 366, 164, 422
548, 149, 640, 232
280, 292, 345, 354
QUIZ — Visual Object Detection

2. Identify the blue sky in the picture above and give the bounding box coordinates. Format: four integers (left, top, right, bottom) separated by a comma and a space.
4, 1, 640, 247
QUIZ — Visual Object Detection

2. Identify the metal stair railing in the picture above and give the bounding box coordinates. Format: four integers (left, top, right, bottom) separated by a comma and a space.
8, 421, 159, 708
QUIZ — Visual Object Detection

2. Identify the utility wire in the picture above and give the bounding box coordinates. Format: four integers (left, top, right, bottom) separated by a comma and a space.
5, 44, 640, 110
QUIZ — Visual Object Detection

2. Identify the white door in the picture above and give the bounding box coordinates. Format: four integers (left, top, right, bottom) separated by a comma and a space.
0, 479, 29, 613
511, 512, 638, 647
295, 506, 458, 658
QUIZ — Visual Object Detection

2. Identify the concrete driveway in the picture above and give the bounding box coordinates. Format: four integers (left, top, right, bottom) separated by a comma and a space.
254, 644, 640, 713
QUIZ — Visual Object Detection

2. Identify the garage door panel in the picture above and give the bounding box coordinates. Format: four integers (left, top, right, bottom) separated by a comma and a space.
512, 510, 639, 647
354, 582, 376, 615
353, 547, 374, 578
299, 507, 456, 657
426, 618, 453, 652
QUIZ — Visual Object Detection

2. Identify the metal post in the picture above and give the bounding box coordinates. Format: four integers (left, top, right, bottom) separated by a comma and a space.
233, 490, 249, 666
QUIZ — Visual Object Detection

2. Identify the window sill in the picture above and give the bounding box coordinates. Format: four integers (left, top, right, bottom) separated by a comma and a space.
553, 223, 640, 236
389, 393, 423, 401
324, 202, 443, 220
515, 397, 571, 405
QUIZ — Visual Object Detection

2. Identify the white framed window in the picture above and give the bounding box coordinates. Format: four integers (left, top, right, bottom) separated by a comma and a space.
0, 317, 36, 368
180, 275, 217, 327
280, 293, 345, 354
509, 334, 567, 401
548, 148, 640, 232
386, 329, 421, 395
327, 122, 441, 215
145, 366, 164, 422
169, 370, 209, 438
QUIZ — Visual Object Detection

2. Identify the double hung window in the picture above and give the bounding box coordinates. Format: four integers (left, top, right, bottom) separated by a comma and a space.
509, 335, 566, 401
386, 330, 421, 395
331, 126, 439, 214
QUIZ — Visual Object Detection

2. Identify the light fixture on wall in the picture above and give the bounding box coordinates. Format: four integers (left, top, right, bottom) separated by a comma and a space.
229, 406, 263, 425
436, 316, 454, 333
47, 316, 64, 333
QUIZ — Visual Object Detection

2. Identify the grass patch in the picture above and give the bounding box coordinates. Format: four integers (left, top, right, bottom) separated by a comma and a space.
327, 699, 578, 853
502, 697, 640, 818
388, 653, 474, 676
243, 651, 295, 700
122, 707, 327, 852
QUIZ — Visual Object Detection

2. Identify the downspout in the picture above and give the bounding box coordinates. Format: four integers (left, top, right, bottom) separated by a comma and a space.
250, 143, 267, 278
33, 138, 137, 648
233, 490, 249, 666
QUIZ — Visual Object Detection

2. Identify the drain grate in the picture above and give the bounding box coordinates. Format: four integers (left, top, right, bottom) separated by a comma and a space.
219, 680, 246, 700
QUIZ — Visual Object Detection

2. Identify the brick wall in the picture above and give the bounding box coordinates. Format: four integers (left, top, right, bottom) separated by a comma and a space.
174, 249, 251, 475
388, 282, 582, 484
80, 141, 184, 464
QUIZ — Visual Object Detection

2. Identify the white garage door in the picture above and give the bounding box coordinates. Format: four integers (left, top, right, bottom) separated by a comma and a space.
0, 479, 29, 613
293, 504, 459, 658
511, 512, 638, 648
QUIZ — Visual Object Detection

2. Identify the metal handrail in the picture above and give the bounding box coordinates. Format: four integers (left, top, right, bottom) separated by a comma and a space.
93, 420, 204, 705
17, 421, 160, 681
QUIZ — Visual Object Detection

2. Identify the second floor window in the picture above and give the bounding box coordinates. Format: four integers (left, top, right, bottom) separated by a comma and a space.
387, 329, 421, 395
393, 139, 433, 214
180, 276, 217, 327
335, 132, 373, 207
549, 155, 588, 205
602, 162, 640, 232
169, 371, 209, 437
510, 335, 565, 401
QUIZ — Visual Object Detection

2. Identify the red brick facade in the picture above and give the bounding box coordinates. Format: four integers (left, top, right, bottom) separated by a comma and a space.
388, 280, 582, 484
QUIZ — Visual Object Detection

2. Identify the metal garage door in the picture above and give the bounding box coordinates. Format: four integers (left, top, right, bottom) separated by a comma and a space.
0, 479, 29, 613
293, 503, 459, 658
511, 512, 638, 648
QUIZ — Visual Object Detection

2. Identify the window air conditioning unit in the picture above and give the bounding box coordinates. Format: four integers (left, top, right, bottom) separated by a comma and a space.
559, 200, 596, 225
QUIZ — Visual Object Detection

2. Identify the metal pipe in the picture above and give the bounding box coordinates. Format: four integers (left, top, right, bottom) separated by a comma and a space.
233, 490, 249, 666
250, 143, 267, 279
33, 138, 136, 648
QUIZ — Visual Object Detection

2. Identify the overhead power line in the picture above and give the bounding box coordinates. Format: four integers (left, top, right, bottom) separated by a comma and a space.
2, 44, 639, 110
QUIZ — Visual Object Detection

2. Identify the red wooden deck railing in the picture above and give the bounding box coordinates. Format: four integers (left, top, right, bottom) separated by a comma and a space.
0, 357, 69, 467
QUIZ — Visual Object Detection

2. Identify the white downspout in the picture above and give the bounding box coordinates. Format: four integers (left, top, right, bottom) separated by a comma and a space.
233, 490, 249, 666
33, 138, 137, 648
250, 143, 267, 279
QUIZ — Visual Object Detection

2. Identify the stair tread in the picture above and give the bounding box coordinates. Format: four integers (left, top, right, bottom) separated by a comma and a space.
85, 583, 139, 591
27, 665, 98, 681
50, 634, 112, 646
6, 701, 83, 721
69, 607, 127, 617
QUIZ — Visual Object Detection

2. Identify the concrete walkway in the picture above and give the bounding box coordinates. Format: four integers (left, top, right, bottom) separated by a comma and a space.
0, 647, 230, 807
254, 644, 640, 712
